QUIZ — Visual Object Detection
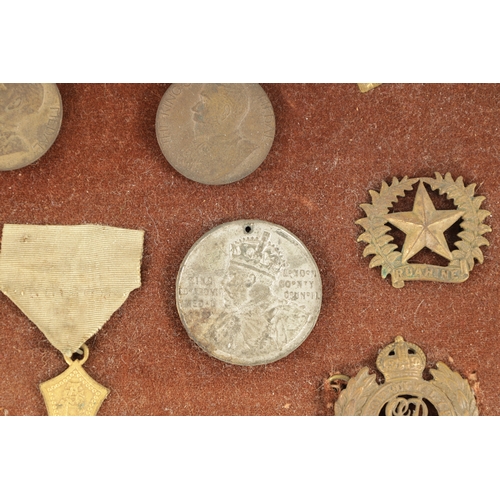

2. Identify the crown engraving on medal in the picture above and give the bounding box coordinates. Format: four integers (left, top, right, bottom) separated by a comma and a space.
334, 336, 478, 416
229, 231, 284, 279
176, 220, 322, 366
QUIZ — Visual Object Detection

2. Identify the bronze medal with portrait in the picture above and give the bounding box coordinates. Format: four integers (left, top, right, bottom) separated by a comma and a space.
0, 84, 62, 171
156, 84, 275, 185
176, 220, 322, 366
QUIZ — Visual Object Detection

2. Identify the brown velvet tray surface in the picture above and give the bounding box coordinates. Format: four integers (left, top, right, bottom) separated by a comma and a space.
0, 83, 499, 415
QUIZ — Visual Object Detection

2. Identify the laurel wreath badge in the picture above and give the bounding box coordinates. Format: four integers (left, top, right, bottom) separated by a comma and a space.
356, 173, 491, 287
334, 336, 478, 416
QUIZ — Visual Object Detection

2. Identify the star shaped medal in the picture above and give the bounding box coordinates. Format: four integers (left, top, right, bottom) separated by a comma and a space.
356, 173, 491, 288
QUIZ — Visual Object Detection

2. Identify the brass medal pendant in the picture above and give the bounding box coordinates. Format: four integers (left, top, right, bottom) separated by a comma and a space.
0, 224, 144, 416
335, 336, 478, 416
357, 173, 491, 287
40, 345, 109, 416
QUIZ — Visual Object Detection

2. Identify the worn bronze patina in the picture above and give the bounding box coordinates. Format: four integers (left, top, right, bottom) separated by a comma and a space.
0, 83, 62, 171
335, 336, 478, 416
156, 84, 275, 185
356, 173, 491, 287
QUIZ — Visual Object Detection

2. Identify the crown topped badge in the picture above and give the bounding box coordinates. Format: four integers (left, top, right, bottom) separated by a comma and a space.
356, 173, 491, 287
334, 336, 478, 416
376, 336, 426, 382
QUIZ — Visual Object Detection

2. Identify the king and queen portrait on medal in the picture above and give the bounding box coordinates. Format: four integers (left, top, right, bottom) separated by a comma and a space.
176, 221, 322, 366
208, 231, 307, 359
0, 84, 488, 416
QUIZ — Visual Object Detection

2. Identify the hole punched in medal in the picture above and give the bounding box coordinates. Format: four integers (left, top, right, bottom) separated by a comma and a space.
176, 219, 322, 366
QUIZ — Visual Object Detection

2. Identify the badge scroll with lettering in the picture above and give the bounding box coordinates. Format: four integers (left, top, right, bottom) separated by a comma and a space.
356, 173, 491, 287
0, 224, 144, 416
334, 336, 478, 416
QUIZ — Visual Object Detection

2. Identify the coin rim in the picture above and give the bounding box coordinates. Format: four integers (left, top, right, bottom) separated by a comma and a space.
155, 84, 276, 185
175, 219, 322, 366
0, 83, 63, 171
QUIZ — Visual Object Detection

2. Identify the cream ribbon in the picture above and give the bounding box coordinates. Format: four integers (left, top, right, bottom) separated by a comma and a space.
0, 224, 144, 356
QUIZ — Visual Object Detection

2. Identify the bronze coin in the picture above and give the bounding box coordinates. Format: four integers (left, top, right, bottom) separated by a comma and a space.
156, 84, 275, 185
176, 220, 322, 366
0, 84, 63, 171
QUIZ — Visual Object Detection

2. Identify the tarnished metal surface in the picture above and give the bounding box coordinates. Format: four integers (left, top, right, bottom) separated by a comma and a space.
335, 336, 478, 416
176, 220, 322, 365
156, 84, 275, 185
356, 173, 490, 287
0, 83, 62, 171
40, 345, 109, 416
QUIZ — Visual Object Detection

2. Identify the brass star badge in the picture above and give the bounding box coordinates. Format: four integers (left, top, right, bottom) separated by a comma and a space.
357, 173, 491, 287
386, 181, 465, 263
